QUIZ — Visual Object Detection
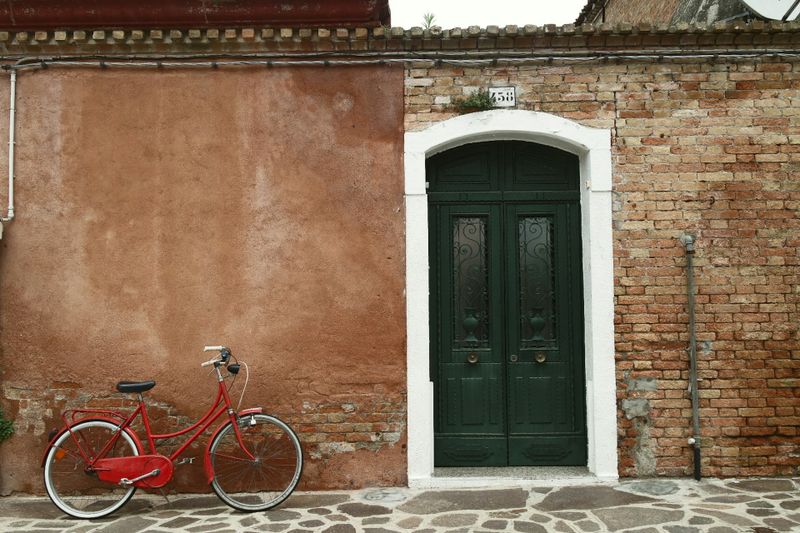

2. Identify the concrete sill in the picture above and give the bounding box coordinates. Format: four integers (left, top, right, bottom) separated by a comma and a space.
409, 466, 618, 489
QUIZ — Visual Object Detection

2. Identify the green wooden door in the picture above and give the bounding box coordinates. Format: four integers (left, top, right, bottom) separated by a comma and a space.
429, 141, 586, 467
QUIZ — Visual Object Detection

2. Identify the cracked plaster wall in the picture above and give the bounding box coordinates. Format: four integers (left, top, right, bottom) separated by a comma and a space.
0, 65, 407, 494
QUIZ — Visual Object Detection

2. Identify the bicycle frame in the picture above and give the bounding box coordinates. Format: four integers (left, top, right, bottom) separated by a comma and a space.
44, 364, 257, 483
43, 347, 303, 518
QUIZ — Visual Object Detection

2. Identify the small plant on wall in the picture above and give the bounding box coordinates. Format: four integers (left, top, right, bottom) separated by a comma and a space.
453, 88, 495, 114
0, 406, 13, 443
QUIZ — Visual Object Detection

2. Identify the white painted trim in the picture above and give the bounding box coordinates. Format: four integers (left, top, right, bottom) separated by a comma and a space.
404, 110, 617, 485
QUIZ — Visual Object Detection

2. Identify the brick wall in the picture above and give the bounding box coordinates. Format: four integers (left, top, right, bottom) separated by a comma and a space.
406, 57, 800, 478
2, 383, 405, 491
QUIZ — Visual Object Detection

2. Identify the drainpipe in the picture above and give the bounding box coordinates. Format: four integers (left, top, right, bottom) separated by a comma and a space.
1, 68, 16, 227
680, 234, 701, 480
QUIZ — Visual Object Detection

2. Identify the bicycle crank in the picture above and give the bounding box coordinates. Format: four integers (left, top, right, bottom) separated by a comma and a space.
120, 468, 160, 486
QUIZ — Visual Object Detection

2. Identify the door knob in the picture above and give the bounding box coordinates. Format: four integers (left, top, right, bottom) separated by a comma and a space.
509, 354, 518, 362
535, 352, 547, 363
467, 353, 479, 364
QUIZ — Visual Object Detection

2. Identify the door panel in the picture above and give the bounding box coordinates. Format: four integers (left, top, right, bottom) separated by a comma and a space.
442, 374, 502, 429
510, 375, 564, 426
429, 141, 586, 468
507, 435, 587, 465
433, 205, 506, 466
431, 143, 498, 192
505, 204, 585, 465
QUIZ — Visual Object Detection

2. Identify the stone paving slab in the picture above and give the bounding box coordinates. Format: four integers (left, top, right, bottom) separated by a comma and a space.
0, 478, 797, 532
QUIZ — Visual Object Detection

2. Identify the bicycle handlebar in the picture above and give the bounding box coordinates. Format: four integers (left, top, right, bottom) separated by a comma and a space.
201, 345, 230, 367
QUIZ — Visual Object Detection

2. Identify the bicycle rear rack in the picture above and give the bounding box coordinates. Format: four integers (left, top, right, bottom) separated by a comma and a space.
62, 408, 128, 426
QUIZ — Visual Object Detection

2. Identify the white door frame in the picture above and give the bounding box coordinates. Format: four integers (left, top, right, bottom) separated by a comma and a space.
404, 110, 618, 485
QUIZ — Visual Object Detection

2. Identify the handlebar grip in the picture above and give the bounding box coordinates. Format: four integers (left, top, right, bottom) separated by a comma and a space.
204, 345, 226, 352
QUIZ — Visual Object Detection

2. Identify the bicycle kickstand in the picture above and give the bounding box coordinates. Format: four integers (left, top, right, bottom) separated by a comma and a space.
157, 487, 171, 504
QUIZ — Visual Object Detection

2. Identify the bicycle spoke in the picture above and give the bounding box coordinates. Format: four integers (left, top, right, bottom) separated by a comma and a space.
209, 414, 302, 512
44, 421, 139, 519
211, 451, 252, 462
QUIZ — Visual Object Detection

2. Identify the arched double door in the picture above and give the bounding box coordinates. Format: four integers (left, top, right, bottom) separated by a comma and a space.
428, 141, 587, 467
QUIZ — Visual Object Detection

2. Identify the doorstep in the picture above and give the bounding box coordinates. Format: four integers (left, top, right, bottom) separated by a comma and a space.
409, 466, 617, 489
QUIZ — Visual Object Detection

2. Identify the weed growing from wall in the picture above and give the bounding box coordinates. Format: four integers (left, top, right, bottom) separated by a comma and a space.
454, 89, 495, 113
0, 407, 13, 442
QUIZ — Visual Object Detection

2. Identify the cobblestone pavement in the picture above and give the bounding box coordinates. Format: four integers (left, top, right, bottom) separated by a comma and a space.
0, 478, 798, 532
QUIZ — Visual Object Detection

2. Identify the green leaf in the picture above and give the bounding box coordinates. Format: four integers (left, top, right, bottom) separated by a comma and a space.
0, 407, 14, 442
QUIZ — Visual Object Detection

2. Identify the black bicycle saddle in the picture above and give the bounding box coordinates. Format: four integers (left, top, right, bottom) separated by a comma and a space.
116, 381, 156, 393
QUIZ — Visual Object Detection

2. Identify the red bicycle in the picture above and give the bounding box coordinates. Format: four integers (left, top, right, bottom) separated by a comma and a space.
41, 346, 303, 519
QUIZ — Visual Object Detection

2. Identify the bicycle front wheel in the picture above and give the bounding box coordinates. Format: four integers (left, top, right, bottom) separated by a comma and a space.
209, 413, 303, 512
43, 419, 140, 519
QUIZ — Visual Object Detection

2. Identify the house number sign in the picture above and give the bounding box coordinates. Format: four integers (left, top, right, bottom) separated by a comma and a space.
489, 87, 516, 107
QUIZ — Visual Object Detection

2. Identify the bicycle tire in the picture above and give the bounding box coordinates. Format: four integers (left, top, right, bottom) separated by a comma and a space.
209, 413, 303, 512
43, 419, 140, 519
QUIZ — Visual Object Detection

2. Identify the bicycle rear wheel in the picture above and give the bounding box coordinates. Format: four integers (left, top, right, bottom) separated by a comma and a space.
43, 419, 140, 519
209, 413, 303, 512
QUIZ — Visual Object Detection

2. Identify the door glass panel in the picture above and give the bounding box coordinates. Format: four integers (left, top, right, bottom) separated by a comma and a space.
452, 216, 489, 349
518, 216, 557, 349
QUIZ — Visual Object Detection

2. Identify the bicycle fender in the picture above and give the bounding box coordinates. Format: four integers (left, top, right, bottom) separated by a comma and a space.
203, 407, 264, 484
41, 417, 145, 467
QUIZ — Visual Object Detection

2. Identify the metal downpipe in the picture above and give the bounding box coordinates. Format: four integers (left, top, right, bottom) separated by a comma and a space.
1, 68, 16, 225
681, 234, 701, 480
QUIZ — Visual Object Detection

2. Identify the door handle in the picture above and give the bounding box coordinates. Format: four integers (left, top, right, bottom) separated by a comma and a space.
535, 352, 547, 363
467, 353, 479, 364
509, 354, 518, 362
